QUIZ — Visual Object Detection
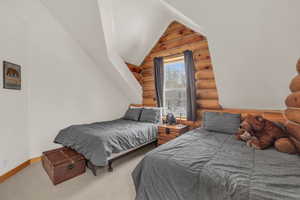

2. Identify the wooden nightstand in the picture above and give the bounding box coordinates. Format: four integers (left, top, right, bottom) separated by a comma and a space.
157, 124, 189, 145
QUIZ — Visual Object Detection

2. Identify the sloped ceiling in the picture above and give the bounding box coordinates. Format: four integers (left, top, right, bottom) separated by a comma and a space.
110, 0, 174, 65
42, 0, 300, 110
41, 0, 142, 103
162, 0, 300, 110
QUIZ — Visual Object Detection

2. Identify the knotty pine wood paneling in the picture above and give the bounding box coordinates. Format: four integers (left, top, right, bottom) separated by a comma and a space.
138, 21, 284, 127
126, 63, 143, 86
140, 21, 221, 124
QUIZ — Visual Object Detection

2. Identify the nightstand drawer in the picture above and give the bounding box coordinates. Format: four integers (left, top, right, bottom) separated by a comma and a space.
159, 127, 188, 134
158, 127, 167, 133
158, 133, 179, 140
170, 127, 189, 134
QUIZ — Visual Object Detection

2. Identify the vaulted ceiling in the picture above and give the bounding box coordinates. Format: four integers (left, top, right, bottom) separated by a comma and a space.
110, 0, 174, 65
41, 0, 300, 110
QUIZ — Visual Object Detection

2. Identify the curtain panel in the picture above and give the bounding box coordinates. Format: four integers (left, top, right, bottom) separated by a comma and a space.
154, 57, 164, 107
184, 50, 197, 121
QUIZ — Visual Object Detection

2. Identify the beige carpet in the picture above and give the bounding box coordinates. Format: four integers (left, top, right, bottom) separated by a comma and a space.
0, 145, 154, 200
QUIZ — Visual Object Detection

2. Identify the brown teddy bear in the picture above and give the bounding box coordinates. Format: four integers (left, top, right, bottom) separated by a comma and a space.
236, 115, 297, 153
236, 128, 258, 148
236, 118, 257, 146
236, 128, 252, 142
274, 138, 298, 154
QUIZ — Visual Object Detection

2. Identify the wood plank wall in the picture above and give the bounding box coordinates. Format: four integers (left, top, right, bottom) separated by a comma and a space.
126, 62, 143, 85
136, 21, 284, 127
284, 59, 300, 150
140, 21, 220, 126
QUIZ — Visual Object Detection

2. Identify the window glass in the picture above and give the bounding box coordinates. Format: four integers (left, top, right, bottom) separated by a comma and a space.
163, 59, 187, 118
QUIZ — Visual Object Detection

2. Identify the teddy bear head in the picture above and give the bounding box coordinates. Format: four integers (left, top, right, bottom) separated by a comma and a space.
236, 114, 266, 142
242, 114, 265, 132
239, 129, 252, 141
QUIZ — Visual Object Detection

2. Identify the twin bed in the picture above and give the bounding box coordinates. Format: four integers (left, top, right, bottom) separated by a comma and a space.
54, 119, 158, 174
133, 128, 300, 200
54, 108, 300, 199
54, 106, 160, 174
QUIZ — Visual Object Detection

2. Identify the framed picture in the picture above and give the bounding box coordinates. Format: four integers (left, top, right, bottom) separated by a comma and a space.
3, 61, 21, 90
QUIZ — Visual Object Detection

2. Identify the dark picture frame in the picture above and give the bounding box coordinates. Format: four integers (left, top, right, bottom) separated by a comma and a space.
3, 61, 21, 90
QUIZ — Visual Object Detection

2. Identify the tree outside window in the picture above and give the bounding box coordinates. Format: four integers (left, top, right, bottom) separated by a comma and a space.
163, 58, 187, 118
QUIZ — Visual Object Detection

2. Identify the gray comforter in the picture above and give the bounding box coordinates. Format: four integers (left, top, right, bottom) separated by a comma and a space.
132, 128, 300, 200
54, 119, 158, 166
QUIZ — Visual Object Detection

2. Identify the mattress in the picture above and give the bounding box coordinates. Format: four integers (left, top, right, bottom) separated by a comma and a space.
132, 128, 300, 200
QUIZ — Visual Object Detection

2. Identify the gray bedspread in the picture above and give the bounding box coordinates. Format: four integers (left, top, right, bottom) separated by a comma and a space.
132, 128, 300, 200
54, 119, 158, 166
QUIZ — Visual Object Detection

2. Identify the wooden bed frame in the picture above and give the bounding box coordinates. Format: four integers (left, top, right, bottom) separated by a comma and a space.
87, 139, 157, 176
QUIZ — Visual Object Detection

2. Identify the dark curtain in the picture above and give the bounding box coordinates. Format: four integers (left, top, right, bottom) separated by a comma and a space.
184, 50, 197, 121
154, 57, 164, 107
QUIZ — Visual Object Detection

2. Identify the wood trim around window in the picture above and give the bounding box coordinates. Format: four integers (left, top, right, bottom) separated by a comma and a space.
163, 54, 184, 64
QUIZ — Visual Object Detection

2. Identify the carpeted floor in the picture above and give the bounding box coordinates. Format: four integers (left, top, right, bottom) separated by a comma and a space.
0, 145, 154, 200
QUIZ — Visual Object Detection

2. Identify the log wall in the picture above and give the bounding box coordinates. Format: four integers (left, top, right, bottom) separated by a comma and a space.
140, 21, 221, 123
284, 59, 300, 153
126, 62, 143, 85
137, 21, 284, 127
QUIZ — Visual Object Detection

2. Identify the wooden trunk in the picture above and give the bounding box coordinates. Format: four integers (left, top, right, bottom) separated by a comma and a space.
42, 147, 86, 185
284, 108, 300, 124
285, 92, 300, 108
290, 75, 300, 92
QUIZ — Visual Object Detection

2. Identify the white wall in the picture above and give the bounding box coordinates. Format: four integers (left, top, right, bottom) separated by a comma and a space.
97, 0, 143, 101
41, 0, 142, 104
109, 0, 174, 65
163, 0, 300, 110
26, 0, 131, 158
0, 0, 131, 175
0, 3, 29, 175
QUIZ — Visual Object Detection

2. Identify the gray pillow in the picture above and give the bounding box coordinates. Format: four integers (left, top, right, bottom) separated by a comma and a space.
123, 108, 143, 121
139, 108, 161, 123
202, 112, 241, 134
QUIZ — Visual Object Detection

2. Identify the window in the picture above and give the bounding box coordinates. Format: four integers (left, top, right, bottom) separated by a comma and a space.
163, 56, 187, 118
